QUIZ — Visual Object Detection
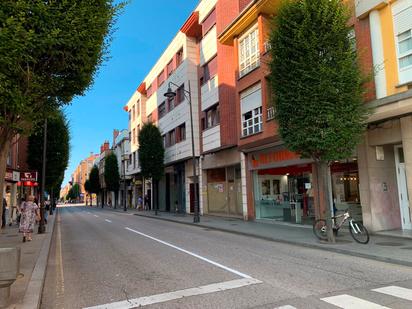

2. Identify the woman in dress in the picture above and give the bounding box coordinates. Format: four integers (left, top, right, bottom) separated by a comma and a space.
18, 195, 40, 242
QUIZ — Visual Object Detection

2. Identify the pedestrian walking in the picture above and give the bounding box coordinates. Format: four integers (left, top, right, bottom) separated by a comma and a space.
1, 198, 7, 228
137, 196, 143, 210
19, 195, 40, 242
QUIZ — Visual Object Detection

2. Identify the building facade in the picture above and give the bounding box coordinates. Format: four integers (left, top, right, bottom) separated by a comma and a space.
355, 0, 412, 232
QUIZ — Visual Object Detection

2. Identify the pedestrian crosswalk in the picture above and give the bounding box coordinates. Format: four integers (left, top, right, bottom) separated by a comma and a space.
274, 285, 412, 308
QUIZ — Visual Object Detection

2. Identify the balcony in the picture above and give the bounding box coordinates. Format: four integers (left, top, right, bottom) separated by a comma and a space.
201, 75, 219, 111
267, 106, 276, 121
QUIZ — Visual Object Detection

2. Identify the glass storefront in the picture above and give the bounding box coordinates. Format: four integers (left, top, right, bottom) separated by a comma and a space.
253, 159, 362, 224
254, 164, 314, 224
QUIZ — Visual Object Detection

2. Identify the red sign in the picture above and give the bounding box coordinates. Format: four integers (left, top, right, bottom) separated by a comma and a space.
20, 172, 38, 182
251, 150, 300, 169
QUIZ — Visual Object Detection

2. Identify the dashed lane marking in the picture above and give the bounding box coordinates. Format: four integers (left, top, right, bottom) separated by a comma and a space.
105, 219, 112, 223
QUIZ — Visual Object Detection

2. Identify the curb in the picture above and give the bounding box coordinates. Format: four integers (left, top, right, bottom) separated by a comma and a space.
18, 210, 57, 309
134, 213, 412, 268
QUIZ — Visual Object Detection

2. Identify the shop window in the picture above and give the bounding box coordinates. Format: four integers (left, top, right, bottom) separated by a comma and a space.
207, 168, 226, 182
239, 24, 260, 77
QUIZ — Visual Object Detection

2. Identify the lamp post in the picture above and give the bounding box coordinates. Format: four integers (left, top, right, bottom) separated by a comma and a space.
164, 81, 200, 223
38, 118, 47, 234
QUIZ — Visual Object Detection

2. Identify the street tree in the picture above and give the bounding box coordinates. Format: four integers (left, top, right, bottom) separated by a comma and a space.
84, 179, 91, 206
27, 108, 70, 199
88, 165, 101, 207
0, 0, 124, 224
138, 123, 165, 214
104, 152, 120, 207
269, 0, 368, 242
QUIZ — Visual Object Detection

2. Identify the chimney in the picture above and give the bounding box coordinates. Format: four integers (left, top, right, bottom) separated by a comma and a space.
104, 141, 110, 151
113, 129, 120, 146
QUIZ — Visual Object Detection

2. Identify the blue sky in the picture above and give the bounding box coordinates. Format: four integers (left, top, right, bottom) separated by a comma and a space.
63, 0, 199, 185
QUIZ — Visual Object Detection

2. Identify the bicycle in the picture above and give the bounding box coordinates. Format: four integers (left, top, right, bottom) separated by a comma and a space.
313, 209, 369, 244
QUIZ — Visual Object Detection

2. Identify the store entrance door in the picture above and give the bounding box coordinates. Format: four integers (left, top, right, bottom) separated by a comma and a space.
395, 146, 412, 230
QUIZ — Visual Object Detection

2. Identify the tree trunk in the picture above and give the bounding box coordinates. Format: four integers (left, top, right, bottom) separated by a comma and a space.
315, 160, 335, 243
0, 132, 12, 228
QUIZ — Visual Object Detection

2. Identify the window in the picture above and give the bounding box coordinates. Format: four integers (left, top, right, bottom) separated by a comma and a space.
167, 129, 176, 147
176, 84, 185, 104
132, 128, 136, 144
242, 107, 262, 136
167, 60, 174, 77
147, 113, 153, 123
241, 83, 263, 136
202, 9, 216, 36
158, 102, 166, 119
147, 85, 153, 97
176, 48, 183, 67
167, 97, 175, 111
201, 56, 217, 85
202, 104, 220, 130
393, 2, 412, 84
132, 105, 135, 121
136, 100, 140, 117
162, 135, 166, 148
157, 70, 165, 86
398, 30, 412, 69
177, 123, 186, 143
239, 25, 259, 77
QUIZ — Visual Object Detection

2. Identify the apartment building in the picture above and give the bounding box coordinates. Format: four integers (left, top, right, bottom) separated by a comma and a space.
113, 129, 130, 207
355, 0, 412, 232
71, 152, 99, 202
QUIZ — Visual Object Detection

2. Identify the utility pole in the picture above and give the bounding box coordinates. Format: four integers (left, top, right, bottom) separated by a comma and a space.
38, 118, 47, 234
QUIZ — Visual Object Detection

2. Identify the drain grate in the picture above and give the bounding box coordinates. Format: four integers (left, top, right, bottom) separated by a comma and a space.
375, 242, 404, 247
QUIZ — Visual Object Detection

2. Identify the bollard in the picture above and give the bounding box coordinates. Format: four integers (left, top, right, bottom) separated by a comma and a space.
0, 248, 20, 308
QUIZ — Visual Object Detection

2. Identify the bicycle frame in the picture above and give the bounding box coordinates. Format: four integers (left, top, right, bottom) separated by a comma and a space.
332, 211, 351, 230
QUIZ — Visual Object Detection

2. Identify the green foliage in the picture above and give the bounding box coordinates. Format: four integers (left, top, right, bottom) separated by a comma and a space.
269, 0, 368, 162
104, 152, 120, 192
88, 165, 101, 195
27, 108, 70, 192
0, 1, 124, 135
84, 179, 91, 194
138, 123, 165, 181
67, 183, 80, 200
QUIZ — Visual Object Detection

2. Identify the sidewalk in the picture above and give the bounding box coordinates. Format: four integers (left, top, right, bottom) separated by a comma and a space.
128, 210, 412, 268
0, 211, 56, 309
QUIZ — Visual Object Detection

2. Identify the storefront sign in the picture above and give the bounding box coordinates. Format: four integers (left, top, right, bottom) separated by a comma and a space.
20, 172, 38, 182
5, 170, 20, 182
251, 150, 300, 169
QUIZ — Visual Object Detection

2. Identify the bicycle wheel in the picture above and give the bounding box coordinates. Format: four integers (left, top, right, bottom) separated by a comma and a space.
313, 219, 328, 241
349, 221, 369, 244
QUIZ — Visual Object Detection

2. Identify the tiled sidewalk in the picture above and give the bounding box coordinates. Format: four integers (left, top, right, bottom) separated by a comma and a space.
0, 211, 56, 309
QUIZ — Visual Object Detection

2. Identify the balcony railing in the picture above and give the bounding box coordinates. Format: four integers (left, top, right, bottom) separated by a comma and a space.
267, 106, 276, 121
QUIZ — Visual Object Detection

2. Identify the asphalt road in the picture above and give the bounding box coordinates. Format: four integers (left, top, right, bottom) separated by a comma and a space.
41, 206, 412, 309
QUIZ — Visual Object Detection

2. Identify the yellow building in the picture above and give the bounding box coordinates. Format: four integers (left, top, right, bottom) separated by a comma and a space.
356, 0, 412, 232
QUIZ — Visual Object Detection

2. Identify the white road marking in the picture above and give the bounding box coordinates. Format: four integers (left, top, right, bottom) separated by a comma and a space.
125, 227, 253, 279
83, 278, 261, 309
87, 212, 91, 214
321, 294, 390, 308
93, 215, 99, 217
105, 219, 112, 223
373, 285, 412, 301
274, 306, 297, 309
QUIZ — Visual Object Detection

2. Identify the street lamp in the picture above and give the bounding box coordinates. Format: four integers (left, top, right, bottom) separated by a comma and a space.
164, 81, 200, 223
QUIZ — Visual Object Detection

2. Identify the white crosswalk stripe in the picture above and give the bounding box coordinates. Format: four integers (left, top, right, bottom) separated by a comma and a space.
373, 285, 412, 301
321, 294, 390, 308
273, 306, 297, 309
